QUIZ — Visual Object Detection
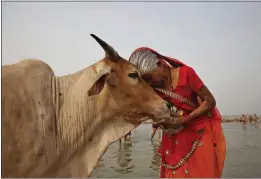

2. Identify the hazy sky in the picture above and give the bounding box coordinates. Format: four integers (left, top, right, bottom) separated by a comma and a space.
2, 1, 261, 115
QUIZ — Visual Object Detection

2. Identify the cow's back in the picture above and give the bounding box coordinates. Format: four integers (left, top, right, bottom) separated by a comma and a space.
1, 59, 57, 177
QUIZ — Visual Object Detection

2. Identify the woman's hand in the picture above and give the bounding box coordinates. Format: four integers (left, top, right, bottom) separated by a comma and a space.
157, 115, 187, 135
157, 115, 188, 129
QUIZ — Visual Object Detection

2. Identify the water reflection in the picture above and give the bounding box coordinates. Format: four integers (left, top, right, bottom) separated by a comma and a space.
149, 140, 161, 173
242, 122, 246, 129
112, 140, 134, 174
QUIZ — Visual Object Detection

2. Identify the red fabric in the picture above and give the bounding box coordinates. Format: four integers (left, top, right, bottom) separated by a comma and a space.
157, 65, 203, 112
162, 55, 186, 66
157, 65, 206, 165
160, 120, 225, 178
156, 66, 226, 178
129, 47, 186, 66
187, 67, 204, 92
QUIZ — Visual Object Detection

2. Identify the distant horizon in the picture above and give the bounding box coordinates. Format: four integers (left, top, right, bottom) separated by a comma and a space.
222, 114, 261, 117
2, 2, 261, 115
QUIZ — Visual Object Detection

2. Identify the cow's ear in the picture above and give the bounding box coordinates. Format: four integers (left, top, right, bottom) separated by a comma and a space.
88, 67, 112, 96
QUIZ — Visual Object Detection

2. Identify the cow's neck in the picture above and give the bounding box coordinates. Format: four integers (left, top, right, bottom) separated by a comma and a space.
53, 66, 111, 156
51, 66, 137, 177
54, 68, 93, 148
56, 68, 87, 109
74, 118, 136, 177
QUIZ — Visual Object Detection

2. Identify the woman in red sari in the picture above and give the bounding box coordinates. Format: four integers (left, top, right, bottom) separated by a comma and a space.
129, 47, 226, 178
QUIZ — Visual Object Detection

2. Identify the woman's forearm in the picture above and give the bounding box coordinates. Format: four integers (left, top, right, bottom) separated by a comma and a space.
187, 85, 217, 121
187, 100, 215, 121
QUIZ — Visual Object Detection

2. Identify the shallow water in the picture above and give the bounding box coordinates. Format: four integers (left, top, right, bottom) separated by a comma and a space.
90, 123, 261, 178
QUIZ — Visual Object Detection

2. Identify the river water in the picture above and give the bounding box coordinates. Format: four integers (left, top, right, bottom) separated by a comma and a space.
90, 123, 261, 178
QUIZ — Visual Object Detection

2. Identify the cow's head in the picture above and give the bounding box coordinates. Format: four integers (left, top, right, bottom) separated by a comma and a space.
56, 34, 171, 177
88, 34, 170, 126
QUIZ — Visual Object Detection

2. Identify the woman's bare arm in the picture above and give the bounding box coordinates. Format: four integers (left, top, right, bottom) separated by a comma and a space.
158, 85, 216, 129
187, 85, 216, 121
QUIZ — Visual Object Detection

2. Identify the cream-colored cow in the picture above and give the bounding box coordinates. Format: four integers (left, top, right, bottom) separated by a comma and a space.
1, 34, 170, 177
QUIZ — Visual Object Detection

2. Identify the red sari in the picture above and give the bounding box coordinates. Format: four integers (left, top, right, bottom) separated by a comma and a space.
129, 47, 226, 178
157, 65, 226, 178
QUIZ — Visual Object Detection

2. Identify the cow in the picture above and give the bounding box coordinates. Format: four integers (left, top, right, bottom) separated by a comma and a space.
1, 34, 170, 177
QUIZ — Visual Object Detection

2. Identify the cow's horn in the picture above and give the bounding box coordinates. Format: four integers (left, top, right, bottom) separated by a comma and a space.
90, 34, 119, 61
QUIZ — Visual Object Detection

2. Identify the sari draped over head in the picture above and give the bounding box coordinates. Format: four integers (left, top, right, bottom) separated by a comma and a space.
129, 47, 226, 178
129, 47, 185, 75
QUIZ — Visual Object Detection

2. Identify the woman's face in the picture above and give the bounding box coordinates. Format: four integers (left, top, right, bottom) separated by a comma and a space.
141, 61, 168, 88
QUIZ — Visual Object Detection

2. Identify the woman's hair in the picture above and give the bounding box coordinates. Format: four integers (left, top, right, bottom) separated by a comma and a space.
129, 48, 181, 75
129, 49, 160, 75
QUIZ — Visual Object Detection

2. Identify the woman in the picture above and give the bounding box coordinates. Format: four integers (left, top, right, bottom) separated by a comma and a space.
129, 47, 226, 178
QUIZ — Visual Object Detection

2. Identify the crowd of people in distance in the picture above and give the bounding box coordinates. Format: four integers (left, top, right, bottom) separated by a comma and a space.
221, 114, 260, 124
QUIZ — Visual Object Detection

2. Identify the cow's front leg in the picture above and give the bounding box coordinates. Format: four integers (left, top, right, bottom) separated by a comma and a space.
61, 150, 96, 178
69, 157, 90, 178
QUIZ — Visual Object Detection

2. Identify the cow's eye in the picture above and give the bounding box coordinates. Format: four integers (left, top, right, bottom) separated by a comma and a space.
128, 72, 139, 79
